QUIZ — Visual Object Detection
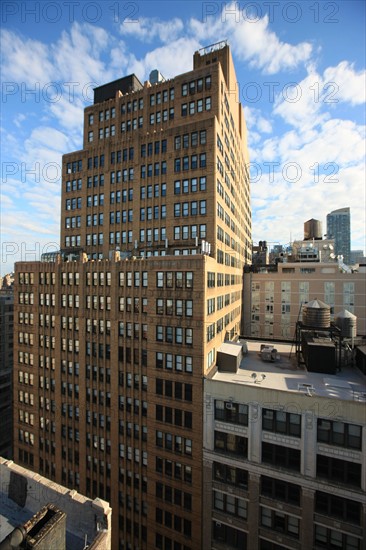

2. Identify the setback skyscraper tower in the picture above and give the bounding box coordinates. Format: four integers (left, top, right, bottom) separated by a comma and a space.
14, 42, 251, 548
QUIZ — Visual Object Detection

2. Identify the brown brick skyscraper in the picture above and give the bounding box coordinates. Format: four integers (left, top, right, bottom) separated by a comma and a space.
14, 42, 251, 548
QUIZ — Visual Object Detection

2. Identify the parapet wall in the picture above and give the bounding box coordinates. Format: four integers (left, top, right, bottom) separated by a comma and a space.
0, 458, 111, 550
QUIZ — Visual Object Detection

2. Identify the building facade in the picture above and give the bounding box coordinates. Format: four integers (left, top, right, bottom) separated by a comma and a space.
13, 42, 251, 549
326, 207, 351, 264
0, 290, 14, 459
203, 341, 366, 549
243, 262, 366, 340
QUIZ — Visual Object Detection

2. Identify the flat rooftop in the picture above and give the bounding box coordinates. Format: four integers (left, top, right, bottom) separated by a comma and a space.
213, 341, 366, 402
0, 494, 84, 550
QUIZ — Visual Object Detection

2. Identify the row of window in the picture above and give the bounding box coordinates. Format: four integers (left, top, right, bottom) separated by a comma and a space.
87, 154, 105, 169
156, 405, 192, 429
21, 410, 36, 432
174, 200, 206, 217
174, 130, 207, 149
156, 352, 193, 373
174, 176, 207, 194
140, 182, 167, 198
173, 224, 207, 240
155, 456, 192, 484
140, 162, 167, 178
65, 197, 82, 210
214, 436, 362, 488
110, 189, 133, 203
65, 178, 82, 192
156, 379, 192, 402
118, 322, 147, 340
65, 216, 81, 228
174, 153, 206, 172
140, 205, 166, 220
18, 371, 34, 385
181, 76, 211, 96
119, 297, 148, 313
141, 140, 167, 157
156, 325, 193, 345
18, 332, 34, 345
156, 298, 193, 317
18, 352, 34, 365
214, 401, 362, 449
156, 430, 192, 456
110, 148, 134, 164
66, 160, 82, 173
181, 96, 211, 116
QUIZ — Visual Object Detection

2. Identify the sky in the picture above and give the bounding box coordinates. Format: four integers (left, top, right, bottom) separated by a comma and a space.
1, 0, 365, 275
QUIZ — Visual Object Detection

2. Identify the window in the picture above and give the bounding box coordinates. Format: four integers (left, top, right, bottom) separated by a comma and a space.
314, 525, 361, 550
317, 419, 362, 449
213, 522, 246, 548
214, 400, 248, 426
261, 507, 299, 538
262, 408, 301, 437
214, 491, 247, 519
261, 476, 301, 506
315, 491, 361, 524
213, 462, 248, 488
316, 455, 361, 487
262, 442, 300, 471
214, 431, 247, 457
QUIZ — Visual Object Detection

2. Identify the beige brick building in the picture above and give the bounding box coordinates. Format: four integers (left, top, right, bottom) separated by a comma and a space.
203, 341, 366, 549
13, 42, 251, 549
243, 262, 366, 340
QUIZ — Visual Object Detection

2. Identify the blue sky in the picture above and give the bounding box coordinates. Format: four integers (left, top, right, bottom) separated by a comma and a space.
1, 0, 365, 275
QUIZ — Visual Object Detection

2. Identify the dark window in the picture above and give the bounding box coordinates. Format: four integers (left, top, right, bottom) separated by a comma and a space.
214, 431, 248, 458
214, 400, 248, 426
262, 408, 301, 437
261, 476, 301, 506
317, 419, 362, 450
262, 442, 300, 472
212, 522, 247, 549
315, 491, 361, 524
213, 462, 248, 488
314, 525, 361, 549
261, 507, 299, 538
316, 455, 361, 487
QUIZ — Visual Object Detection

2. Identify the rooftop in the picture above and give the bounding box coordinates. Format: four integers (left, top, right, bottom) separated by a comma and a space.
213, 341, 366, 402
0, 458, 111, 550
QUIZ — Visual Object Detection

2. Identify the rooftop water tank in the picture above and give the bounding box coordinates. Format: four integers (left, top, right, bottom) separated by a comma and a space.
335, 309, 357, 338
303, 299, 331, 328
304, 218, 322, 240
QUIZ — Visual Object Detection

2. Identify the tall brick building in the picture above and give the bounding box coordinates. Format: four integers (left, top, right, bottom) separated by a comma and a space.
13, 42, 251, 548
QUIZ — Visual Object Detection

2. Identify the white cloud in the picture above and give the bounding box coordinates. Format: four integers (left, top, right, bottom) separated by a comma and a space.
189, 4, 313, 74
251, 117, 365, 249
243, 106, 273, 134
123, 37, 201, 82
119, 17, 184, 43
274, 61, 366, 130
0, 29, 54, 84
323, 61, 366, 106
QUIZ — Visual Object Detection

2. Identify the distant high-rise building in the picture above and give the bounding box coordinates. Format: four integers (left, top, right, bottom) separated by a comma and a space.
326, 207, 351, 263
13, 42, 251, 549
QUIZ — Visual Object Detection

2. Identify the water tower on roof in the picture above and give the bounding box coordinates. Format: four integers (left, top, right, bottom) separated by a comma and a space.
304, 219, 322, 240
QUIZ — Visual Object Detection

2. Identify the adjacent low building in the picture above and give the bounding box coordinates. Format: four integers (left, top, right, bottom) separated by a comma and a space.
243, 261, 366, 340
0, 457, 111, 550
203, 340, 366, 549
